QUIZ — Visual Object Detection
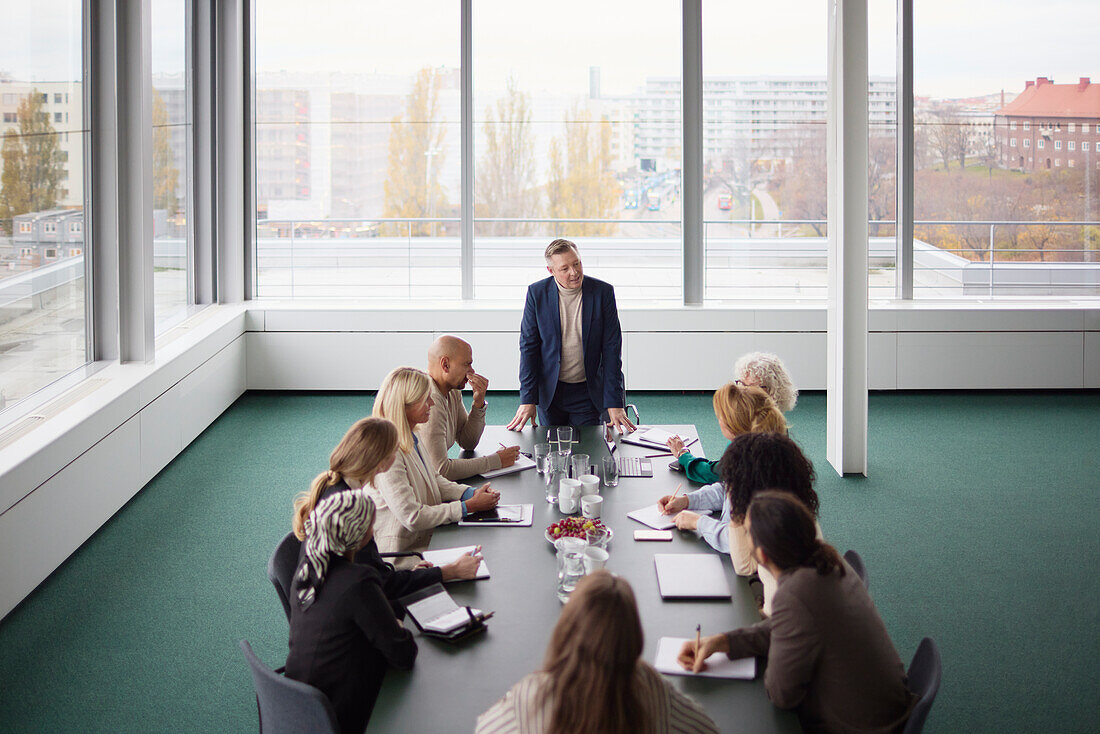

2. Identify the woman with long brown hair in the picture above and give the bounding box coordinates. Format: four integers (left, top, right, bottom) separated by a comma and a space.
680, 492, 916, 734
476, 571, 718, 734
291, 416, 481, 598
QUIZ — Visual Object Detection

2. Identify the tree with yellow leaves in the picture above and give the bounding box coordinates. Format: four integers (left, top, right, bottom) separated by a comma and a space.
546, 105, 620, 237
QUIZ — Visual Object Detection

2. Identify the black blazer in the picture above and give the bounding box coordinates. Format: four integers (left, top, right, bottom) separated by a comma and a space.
285, 557, 417, 734
317, 480, 444, 602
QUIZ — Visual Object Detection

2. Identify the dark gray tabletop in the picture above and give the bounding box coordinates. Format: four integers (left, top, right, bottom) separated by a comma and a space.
367, 425, 799, 734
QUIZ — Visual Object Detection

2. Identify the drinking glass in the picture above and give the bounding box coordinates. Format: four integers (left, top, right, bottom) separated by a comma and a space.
571, 453, 590, 480
533, 442, 551, 474
601, 455, 620, 487
556, 426, 573, 447
586, 526, 611, 550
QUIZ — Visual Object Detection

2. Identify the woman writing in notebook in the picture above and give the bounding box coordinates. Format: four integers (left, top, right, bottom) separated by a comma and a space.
285, 489, 418, 734
476, 570, 718, 734
657, 382, 787, 550
291, 416, 482, 596
679, 492, 915, 734
367, 367, 499, 565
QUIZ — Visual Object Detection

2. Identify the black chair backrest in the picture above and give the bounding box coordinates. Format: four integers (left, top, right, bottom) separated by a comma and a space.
240, 640, 341, 734
268, 532, 302, 622
843, 549, 869, 589
902, 637, 942, 734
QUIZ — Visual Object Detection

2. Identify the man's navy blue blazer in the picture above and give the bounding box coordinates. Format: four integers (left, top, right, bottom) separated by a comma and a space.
518, 275, 626, 418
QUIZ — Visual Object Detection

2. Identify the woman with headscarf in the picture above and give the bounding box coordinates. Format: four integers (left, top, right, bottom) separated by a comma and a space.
285, 489, 417, 734
291, 416, 482, 598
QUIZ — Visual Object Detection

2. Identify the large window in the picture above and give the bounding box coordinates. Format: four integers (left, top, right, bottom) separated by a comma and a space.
0, 2, 87, 408
152, 0, 193, 330
473, 0, 682, 302
254, 0, 460, 299
914, 0, 1100, 296
250, 2, 1100, 302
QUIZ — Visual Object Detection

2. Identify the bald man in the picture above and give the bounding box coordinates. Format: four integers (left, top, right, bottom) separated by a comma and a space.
421, 336, 521, 481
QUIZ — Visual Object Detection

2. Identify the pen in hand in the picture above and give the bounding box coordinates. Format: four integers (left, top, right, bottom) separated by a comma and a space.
695, 624, 702, 672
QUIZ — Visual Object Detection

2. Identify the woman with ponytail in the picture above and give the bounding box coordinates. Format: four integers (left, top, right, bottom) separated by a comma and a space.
477, 571, 718, 734
679, 492, 917, 734
285, 490, 418, 734
657, 384, 788, 559
292, 417, 482, 600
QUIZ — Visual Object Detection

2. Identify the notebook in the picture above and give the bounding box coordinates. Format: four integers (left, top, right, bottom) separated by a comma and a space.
421, 545, 490, 580
654, 554, 732, 599
627, 504, 711, 530
479, 454, 536, 479
401, 583, 483, 634
621, 426, 698, 451
654, 637, 756, 680
457, 504, 533, 527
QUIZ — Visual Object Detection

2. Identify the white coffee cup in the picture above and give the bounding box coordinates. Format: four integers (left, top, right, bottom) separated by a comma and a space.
583, 546, 609, 573
581, 494, 603, 519
558, 478, 582, 514
579, 474, 600, 497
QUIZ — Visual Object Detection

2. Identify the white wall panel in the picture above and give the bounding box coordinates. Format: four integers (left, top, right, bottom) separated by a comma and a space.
868, 332, 897, 389
246, 332, 435, 390
896, 332, 1084, 389
0, 416, 142, 620
1085, 331, 1100, 389
892, 307, 1084, 332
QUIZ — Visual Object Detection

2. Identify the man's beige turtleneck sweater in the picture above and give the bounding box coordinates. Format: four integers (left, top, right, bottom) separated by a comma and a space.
556, 280, 585, 383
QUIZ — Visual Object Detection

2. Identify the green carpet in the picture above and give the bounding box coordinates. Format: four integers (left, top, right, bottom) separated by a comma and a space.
0, 390, 1097, 733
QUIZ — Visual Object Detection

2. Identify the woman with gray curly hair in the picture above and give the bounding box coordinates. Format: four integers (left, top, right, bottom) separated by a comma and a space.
733, 352, 798, 413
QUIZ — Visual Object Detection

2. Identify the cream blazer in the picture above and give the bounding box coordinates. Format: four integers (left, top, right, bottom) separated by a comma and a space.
367, 437, 469, 565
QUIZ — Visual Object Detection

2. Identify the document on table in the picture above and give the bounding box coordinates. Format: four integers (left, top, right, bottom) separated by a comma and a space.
458, 504, 533, 527
654, 553, 732, 599
622, 426, 698, 450
421, 545, 490, 580
654, 637, 756, 680
627, 504, 712, 530
404, 587, 481, 634
479, 454, 536, 479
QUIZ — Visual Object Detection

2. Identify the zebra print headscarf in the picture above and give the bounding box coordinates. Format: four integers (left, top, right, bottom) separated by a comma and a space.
294, 489, 376, 611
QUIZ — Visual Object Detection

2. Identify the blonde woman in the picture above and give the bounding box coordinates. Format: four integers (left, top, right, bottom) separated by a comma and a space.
291, 417, 482, 596
658, 383, 787, 554
368, 367, 499, 563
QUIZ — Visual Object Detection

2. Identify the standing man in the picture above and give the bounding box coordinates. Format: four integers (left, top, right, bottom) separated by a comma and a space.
507, 239, 635, 433
422, 335, 520, 481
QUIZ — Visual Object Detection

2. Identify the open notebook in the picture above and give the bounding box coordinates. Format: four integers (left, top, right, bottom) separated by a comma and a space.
401, 583, 483, 635
421, 545, 490, 580
654, 637, 756, 680
479, 454, 536, 479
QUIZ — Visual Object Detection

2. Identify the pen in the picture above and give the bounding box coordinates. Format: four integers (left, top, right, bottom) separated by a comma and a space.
695, 624, 702, 662
684, 437, 698, 450
671, 483, 683, 501
645, 452, 673, 458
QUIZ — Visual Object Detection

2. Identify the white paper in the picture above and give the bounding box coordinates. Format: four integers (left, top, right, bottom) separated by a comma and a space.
627, 504, 713, 530
654, 637, 755, 680
421, 545, 490, 580
479, 454, 536, 479
406, 592, 463, 631
623, 426, 698, 449
457, 503, 534, 527
627, 504, 677, 530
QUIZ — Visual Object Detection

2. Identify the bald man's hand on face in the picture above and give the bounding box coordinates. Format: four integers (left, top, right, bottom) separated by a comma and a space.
466, 370, 488, 407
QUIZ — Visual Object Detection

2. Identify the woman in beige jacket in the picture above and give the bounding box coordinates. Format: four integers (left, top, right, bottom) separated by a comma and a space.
367, 367, 499, 565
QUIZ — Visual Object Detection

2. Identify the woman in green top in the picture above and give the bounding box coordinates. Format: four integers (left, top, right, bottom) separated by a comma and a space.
667, 382, 787, 484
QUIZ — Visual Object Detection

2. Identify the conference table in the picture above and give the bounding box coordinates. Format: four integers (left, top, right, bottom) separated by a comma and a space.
367, 424, 800, 734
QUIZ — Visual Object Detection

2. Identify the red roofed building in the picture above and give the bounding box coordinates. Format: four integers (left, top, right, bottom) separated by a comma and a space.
994, 77, 1100, 172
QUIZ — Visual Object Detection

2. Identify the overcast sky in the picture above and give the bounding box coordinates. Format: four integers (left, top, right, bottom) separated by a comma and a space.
2, 1, 1097, 100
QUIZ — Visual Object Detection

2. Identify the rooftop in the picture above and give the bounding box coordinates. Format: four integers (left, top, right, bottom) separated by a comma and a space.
996, 77, 1100, 119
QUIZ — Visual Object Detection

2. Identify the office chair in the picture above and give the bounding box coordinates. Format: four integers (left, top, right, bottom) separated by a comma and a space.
901, 637, 942, 734
843, 549, 869, 588
240, 640, 341, 734
268, 531, 424, 622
